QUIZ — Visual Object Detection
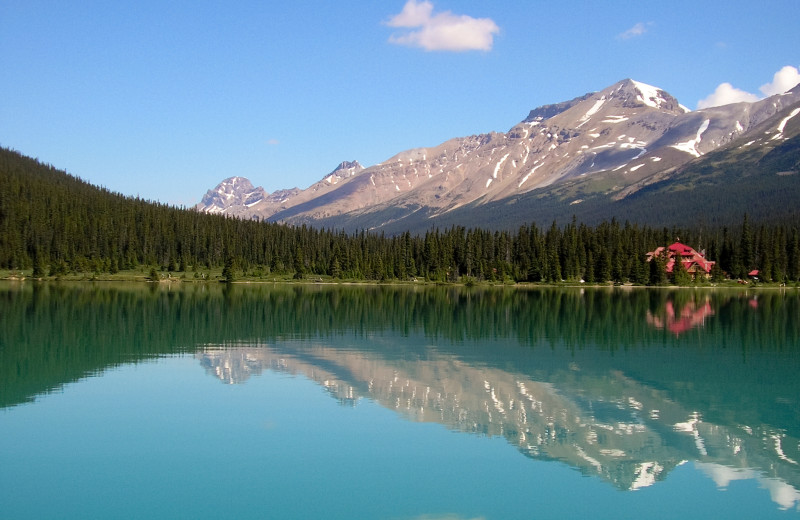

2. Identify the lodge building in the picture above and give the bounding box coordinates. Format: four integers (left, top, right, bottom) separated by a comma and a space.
645, 242, 715, 279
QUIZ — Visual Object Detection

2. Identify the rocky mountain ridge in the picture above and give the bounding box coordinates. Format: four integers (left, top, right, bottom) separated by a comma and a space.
196, 79, 800, 230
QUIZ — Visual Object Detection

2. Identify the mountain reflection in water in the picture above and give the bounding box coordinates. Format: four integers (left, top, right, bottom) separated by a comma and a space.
188, 288, 799, 511
195, 332, 800, 509
2, 283, 800, 511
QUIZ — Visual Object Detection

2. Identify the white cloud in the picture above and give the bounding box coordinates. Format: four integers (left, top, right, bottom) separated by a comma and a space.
617, 22, 650, 40
386, 0, 499, 52
697, 65, 800, 109
697, 82, 760, 109
388, 0, 433, 27
759, 65, 800, 96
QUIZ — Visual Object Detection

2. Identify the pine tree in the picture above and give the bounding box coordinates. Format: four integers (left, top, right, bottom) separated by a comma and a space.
789, 229, 800, 281
584, 251, 595, 283
648, 254, 667, 285
222, 255, 236, 282
672, 254, 692, 286
293, 247, 305, 280
739, 214, 754, 276
31, 248, 45, 278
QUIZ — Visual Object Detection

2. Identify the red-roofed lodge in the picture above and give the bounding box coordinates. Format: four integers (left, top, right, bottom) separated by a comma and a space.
646, 242, 715, 280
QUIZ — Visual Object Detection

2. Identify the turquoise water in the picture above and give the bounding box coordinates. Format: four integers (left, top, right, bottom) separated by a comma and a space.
1, 283, 799, 518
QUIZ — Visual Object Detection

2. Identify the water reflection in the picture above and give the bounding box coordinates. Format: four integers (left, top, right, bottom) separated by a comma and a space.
195, 336, 800, 510
2, 282, 800, 511
697, 463, 800, 511
646, 295, 714, 336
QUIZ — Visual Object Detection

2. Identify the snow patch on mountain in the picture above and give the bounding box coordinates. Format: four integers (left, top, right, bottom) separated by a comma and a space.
577, 97, 606, 128
602, 115, 629, 124
518, 162, 545, 188
493, 153, 510, 179
773, 107, 800, 140
671, 119, 710, 157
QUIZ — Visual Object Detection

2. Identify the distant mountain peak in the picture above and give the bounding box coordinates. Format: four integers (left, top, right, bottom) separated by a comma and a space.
322, 160, 364, 186
332, 160, 363, 173
195, 176, 267, 215
524, 79, 683, 126
220, 176, 253, 190
607, 79, 684, 113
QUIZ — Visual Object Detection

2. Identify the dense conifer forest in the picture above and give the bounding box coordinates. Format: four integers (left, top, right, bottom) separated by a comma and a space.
2, 147, 800, 284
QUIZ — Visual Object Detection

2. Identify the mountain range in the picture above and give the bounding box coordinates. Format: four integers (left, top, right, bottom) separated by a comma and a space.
196, 79, 800, 232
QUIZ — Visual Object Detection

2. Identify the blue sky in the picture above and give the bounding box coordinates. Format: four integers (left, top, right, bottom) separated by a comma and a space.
2, 1, 799, 206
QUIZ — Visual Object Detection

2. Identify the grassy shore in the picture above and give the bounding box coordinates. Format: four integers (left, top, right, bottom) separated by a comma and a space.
2, 267, 798, 289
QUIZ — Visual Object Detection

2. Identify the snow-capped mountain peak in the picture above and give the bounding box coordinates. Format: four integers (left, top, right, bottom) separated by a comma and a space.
602, 79, 684, 114
630, 79, 671, 109
195, 176, 267, 214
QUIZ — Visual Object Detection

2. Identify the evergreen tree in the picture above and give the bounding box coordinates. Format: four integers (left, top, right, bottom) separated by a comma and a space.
672, 254, 692, 286
789, 229, 800, 281
583, 251, 595, 283
710, 262, 726, 283
739, 214, 754, 276
293, 247, 306, 279
648, 255, 667, 285
631, 255, 649, 285
596, 249, 612, 283
110, 256, 120, 274
31, 248, 45, 278
222, 255, 236, 282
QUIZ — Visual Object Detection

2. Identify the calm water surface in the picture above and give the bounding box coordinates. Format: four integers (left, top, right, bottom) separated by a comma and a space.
1, 282, 799, 519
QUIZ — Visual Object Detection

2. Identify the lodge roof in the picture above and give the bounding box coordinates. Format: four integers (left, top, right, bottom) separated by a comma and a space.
647, 241, 715, 274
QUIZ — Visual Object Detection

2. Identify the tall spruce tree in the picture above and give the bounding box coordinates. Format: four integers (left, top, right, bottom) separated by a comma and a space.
222, 255, 236, 282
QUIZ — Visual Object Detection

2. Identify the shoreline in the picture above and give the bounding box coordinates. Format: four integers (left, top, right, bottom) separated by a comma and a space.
2, 272, 796, 291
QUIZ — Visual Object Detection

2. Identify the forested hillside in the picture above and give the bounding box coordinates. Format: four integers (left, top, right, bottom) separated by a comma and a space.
2, 147, 800, 283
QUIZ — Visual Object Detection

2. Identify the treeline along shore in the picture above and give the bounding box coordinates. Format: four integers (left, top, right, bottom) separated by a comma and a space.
2, 147, 800, 285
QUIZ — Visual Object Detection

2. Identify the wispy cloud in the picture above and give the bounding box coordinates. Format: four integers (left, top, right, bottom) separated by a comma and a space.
266, 138, 280, 146
617, 22, 651, 40
386, 0, 499, 52
697, 65, 800, 109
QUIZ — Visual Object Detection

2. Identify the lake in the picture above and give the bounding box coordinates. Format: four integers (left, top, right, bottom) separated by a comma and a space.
1, 282, 799, 519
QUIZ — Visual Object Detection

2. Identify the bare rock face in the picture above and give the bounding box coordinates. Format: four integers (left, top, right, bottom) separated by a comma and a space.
196, 79, 800, 230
